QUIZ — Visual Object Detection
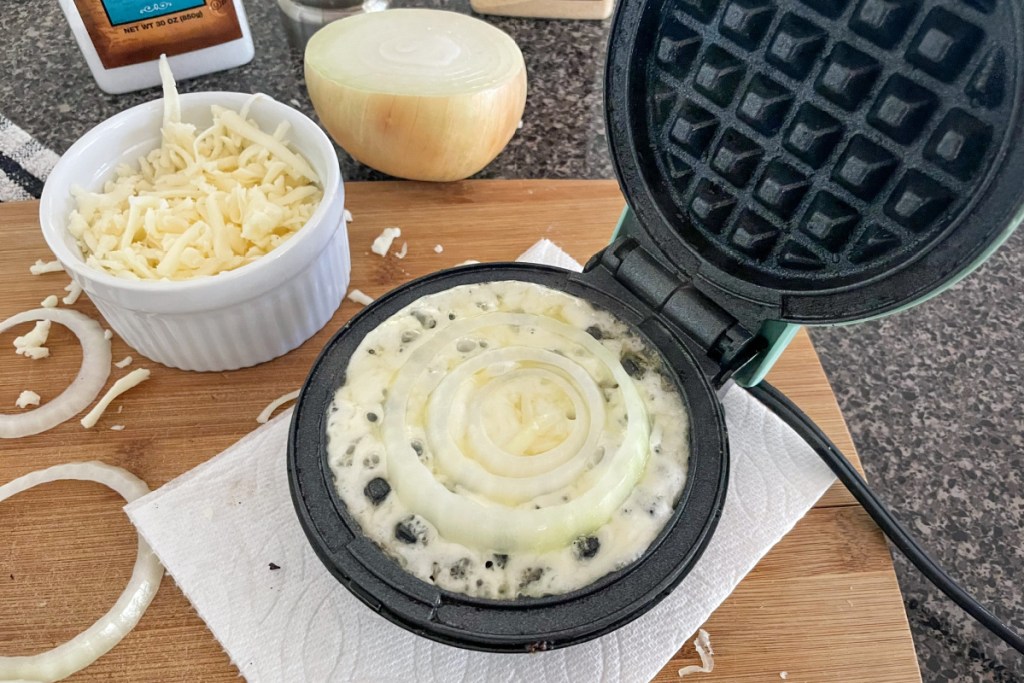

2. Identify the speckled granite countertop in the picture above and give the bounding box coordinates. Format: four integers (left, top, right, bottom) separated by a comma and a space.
1, 0, 1021, 679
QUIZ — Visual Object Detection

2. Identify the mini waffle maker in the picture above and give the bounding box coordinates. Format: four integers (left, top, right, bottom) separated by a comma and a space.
289, 0, 1023, 653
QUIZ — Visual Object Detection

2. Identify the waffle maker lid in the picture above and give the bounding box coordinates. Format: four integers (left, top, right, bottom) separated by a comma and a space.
604, 0, 1024, 328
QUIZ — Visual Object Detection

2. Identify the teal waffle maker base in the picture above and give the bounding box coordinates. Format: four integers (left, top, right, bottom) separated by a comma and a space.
610, 202, 1023, 387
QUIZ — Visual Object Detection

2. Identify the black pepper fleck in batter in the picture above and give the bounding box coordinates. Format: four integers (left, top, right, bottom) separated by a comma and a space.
519, 567, 544, 590
574, 536, 601, 560
364, 477, 391, 504
620, 354, 646, 379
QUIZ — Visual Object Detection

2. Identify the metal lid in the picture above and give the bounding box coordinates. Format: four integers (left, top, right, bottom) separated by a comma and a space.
606, 0, 1024, 324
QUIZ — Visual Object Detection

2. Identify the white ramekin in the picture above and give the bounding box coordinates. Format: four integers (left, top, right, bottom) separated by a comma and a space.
39, 92, 350, 372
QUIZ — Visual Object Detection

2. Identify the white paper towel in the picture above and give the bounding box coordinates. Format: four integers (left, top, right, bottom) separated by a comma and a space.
126, 239, 837, 682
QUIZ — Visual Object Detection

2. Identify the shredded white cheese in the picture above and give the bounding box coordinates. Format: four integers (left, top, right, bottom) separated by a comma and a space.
15, 390, 41, 409
780, 673, 789, 680
81, 368, 151, 429
14, 320, 51, 360
114, 355, 133, 369
343, 209, 353, 223
63, 281, 83, 305
256, 388, 300, 424
434, 244, 444, 253
67, 55, 322, 282
678, 629, 714, 678
371, 227, 401, 257
30, 259, 64, 275
110, 424, 126, 431
395, 241, 408, 259
347, 289, 374, 306
40, 295, 59, 308
457, 259, 481, 266
104, 329, 113, 340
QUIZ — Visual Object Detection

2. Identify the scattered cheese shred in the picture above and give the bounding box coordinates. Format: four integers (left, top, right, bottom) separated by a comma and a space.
256, 389, 300, 424
457, 259, 481, 266
63, 280, 84, 305
347, 289, 374, 306
81, 368, 151, 429
68, 55, 322, 282
371, 227, 401, 257
14, 320, 51, 360
30, 259, 64, 275
678, 629, 714, 678
343, 209, 353, 223
434, 244, 444, 254
104, 329, 113, 340
110, 424, 126, 431
114, 355, 133, 369
395, 241, 408, 259
780, 673, 789, 680
16, 390, 41, 409
41, 295, 59, 308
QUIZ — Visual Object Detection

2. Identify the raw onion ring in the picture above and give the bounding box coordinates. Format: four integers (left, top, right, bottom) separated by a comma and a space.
380, 312, 650, 552
0, 309, 112, 439
0, 462, 163, 682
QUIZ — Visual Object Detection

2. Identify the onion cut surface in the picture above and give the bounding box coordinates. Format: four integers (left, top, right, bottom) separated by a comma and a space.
0, 309, 111, 438
305, 9, 526, 182
0, 462, 163, 682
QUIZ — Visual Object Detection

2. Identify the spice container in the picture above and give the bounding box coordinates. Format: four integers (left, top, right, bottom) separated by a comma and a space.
58, 0, 255, 94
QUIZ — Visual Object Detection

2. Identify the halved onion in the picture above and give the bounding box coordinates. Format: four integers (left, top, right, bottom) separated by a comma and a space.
1, 309, 111, 439
305, 9, 527, 182
0, 462, 163, 682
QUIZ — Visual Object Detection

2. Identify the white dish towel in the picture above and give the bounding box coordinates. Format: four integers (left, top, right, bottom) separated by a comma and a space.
126, 239, 837, 682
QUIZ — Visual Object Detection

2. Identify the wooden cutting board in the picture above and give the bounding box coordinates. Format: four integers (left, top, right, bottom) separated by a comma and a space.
0, 180, 921, 682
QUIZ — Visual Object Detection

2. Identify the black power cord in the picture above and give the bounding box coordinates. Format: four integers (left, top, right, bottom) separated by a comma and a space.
748, 380, 1024, 656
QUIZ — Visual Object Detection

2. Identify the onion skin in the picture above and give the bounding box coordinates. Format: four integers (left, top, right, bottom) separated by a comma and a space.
305, 49, 526, 182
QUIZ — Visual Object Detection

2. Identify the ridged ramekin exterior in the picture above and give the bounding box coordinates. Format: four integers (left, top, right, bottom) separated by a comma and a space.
88, 227, 350, 371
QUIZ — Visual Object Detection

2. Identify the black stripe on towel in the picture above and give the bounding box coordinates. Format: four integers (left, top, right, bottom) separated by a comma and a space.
0, 149, 44, 198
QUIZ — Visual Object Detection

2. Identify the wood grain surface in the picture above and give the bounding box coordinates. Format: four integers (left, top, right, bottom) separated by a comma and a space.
0, 180, 920, 682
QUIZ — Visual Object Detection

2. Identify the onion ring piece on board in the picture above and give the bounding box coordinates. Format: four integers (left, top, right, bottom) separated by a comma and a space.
0, 308, 112, 439
0, 462, 164, 682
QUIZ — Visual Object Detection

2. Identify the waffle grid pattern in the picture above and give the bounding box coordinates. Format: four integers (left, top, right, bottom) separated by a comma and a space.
644, 0, 1015, 289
